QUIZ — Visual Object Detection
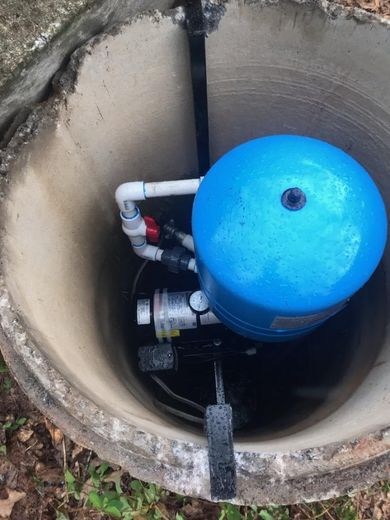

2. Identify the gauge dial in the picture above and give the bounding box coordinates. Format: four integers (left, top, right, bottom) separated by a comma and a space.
189, 290, 209, 314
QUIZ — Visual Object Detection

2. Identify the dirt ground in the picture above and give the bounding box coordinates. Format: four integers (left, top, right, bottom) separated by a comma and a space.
0, 0, 92, 90
338, 0, 390, 16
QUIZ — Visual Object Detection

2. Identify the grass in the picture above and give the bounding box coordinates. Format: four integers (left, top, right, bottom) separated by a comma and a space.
2, 416, 27, 431
59, 462, 171, 519
55, 460, 388, 519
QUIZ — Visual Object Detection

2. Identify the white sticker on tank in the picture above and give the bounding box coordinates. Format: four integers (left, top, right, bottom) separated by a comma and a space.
271, 301, 346, 330
137, 299, 151, 325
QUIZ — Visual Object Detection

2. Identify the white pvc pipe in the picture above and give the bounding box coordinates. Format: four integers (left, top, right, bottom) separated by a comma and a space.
133, 242, 164, 262
115, 177, 202, 270
144, 178, 203, 199
188, 258, 197, 273
182, 234, 195, 253
115, 177, 204, 216
121, 208, 146, 238
115, 182, 145, 215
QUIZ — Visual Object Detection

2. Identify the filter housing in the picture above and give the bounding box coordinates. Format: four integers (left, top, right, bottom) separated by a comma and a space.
192, 135, 388, 341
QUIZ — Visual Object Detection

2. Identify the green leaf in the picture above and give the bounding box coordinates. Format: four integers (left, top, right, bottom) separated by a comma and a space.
119, 496, 131, 510
64, 469, 75, 486
0, 360, 8, 373
259, 510, 275, 520
131, 480, 143, 492
144, 483, 160, 504
111, 474, 123, 495
97, 462, 110, 477
176, 513, 185, 520
224, 504, 243, 520
64, 468, 80, 497
144, 489, 153, 503
104, 504, 122, 518
107, 498, 126, 511
1, 377, 12, 393
218, 510, 226, 520
3, 417, 27, 432
0, 445, 6, 456
90, 469, 101, 488
88, 490, 103, 509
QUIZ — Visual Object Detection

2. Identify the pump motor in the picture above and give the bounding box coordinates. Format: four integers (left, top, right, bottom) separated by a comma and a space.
135, 289, 220, 343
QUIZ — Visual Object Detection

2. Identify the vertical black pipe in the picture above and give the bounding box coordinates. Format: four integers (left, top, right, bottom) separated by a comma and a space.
185, 2, 236, 501
185, 0, 210, 176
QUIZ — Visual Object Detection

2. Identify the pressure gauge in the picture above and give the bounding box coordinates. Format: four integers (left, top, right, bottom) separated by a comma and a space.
189, 290, 209, 314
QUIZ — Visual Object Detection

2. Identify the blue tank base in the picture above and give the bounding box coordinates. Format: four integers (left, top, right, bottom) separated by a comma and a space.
212, 309, 324, 342
248, 325, 319, 343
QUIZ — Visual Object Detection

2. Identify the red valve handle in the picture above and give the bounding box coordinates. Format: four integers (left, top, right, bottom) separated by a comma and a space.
144, 216, 160, 244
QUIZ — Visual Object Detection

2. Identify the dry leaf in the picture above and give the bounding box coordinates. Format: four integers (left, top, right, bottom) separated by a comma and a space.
155, 503, 169, 518
35, 465, 63, 484
0, 488, 26, 518
79, 478, 96, 500
71, 444, 85, 460
17, 428, 33, 443
44, 418, 64, 445
103, 469, 124, 484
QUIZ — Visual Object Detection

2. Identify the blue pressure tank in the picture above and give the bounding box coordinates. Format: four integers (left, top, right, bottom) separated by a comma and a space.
192, 135, 387, 342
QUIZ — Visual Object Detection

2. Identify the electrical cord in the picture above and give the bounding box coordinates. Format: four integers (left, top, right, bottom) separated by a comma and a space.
130, 235, 166, 303
150, 374, 206, 414
153, 400, 204, 425
130, 237, 205, 425
130, 259, 148, 303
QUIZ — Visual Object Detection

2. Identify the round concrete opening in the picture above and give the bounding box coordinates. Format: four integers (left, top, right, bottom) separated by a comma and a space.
1, 0, 390, 505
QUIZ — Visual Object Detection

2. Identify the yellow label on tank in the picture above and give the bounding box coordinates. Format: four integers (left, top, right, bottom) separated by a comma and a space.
160, 330, 180, 338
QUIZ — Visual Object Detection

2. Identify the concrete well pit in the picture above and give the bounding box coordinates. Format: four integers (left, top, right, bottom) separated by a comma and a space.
1, 0, 390, 505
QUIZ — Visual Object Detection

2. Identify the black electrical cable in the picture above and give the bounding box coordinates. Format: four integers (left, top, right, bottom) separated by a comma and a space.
150, 374, 206, 414
130, 236, 166, 303
130, 259, 148, 303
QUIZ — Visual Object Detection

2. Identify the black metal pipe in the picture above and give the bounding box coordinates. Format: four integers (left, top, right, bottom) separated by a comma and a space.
185, 0, 210, 176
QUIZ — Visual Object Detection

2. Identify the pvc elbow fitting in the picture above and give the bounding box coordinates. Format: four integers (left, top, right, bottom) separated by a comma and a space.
115, 182, 145, 212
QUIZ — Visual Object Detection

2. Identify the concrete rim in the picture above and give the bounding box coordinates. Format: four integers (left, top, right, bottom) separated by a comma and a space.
0, 0, 390, 505
1, 275, 390, 505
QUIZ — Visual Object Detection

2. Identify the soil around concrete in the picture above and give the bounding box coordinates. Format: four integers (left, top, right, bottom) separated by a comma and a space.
0, 0, 174, 139
337, 0, 390, 16
0, 0, 94, 91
